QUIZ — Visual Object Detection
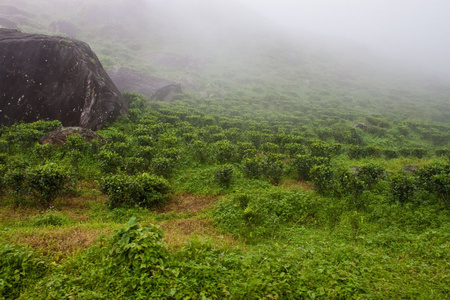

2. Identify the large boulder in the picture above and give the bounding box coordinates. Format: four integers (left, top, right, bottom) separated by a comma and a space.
0, 29, 127, 130
108, 67, 182, 102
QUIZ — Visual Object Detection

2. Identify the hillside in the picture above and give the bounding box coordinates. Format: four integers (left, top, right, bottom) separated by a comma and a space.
3, 0, 449, 125
0, 0, 449, 299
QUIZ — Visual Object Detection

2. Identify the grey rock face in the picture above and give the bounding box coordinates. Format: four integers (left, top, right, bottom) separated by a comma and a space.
108, 67, 182, 102
0, 29, 127, 130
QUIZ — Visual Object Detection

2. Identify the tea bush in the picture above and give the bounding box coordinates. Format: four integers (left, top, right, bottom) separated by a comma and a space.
292, 154, 329, 181
97, 150, 123, 173
310, 164, 335, 196
416, 163, 450, 204
27, 163, 69, 208
261, 154, 284, 185
99, 173, 171, 209
357, 163, 386, 189
242, 156, 262, 178
214, 164, 234, 188
390, 173, 417, 204
151, 156, 176, 178
4, 163, 69, 207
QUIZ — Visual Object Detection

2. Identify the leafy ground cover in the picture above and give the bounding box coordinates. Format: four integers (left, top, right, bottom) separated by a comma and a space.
0, 90, 448, 298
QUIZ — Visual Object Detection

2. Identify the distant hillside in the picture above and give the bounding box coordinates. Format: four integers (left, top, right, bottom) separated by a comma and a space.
1, 0, 449, 125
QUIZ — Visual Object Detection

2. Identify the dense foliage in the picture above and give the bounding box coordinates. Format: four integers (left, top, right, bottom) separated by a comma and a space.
0, 89, 448, 298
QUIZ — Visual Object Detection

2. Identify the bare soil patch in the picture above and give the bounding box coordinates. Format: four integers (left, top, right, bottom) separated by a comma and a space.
157, 193, 219, 214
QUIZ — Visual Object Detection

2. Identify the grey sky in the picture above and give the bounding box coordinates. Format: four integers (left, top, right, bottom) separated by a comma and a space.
239, 0, 450, 79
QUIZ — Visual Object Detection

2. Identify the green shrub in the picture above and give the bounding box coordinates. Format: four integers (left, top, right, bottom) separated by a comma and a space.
0, 244, 48, 299
190, 140, 209, 163
104, 131, 128, 143
103, 142, 130, 156
4, 168, 28, 199
4, 162, 69, 207
236, 141, 256, 158
27, 163, 69, 208
383, 149, 399, 159
97, 150, 123, 173
31, 212, 70, 227
347, 145, 382, 159
123, 92, 148, 110
310, 165, 334, 195
435, 148, 450, 157
123, 157, 147, 174
284, 143, 307, 156
135, 145, 155, 166
357, 163, 386, 189
3, 127, 40, 149
32, 143, 56, 161
399, 148, 427, 158
214, 189, 313, 240
151, 156, 176, 178
416, 163, 450, 204
0, 139, 8, 153
27, 120, 62, 132
262, 154, 284, 185
63, 135, 90, 153
99, 173, 171, 209
292, 154, 329, 181
136, 135, 154, 146
309, 140, 341, 158
107, 217, 168, 270
335, 169, 363, 196
214, 164, 234, 188
242, 156, 262, 178
0, 165, 6, 194
212, 140, 237, 163
261, 142, 279, 153
390, 173, 417, 204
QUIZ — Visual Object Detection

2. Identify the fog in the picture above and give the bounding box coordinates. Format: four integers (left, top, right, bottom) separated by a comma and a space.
239, 0, 450, 80
3, 0, 450, 81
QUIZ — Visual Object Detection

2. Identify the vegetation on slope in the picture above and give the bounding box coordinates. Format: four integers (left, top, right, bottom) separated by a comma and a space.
0, 91, 448, 298
1, 1, 449, 298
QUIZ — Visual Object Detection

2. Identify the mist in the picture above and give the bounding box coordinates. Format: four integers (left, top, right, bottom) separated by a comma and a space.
2, 0, 450, 82
239, 0, 450, 80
